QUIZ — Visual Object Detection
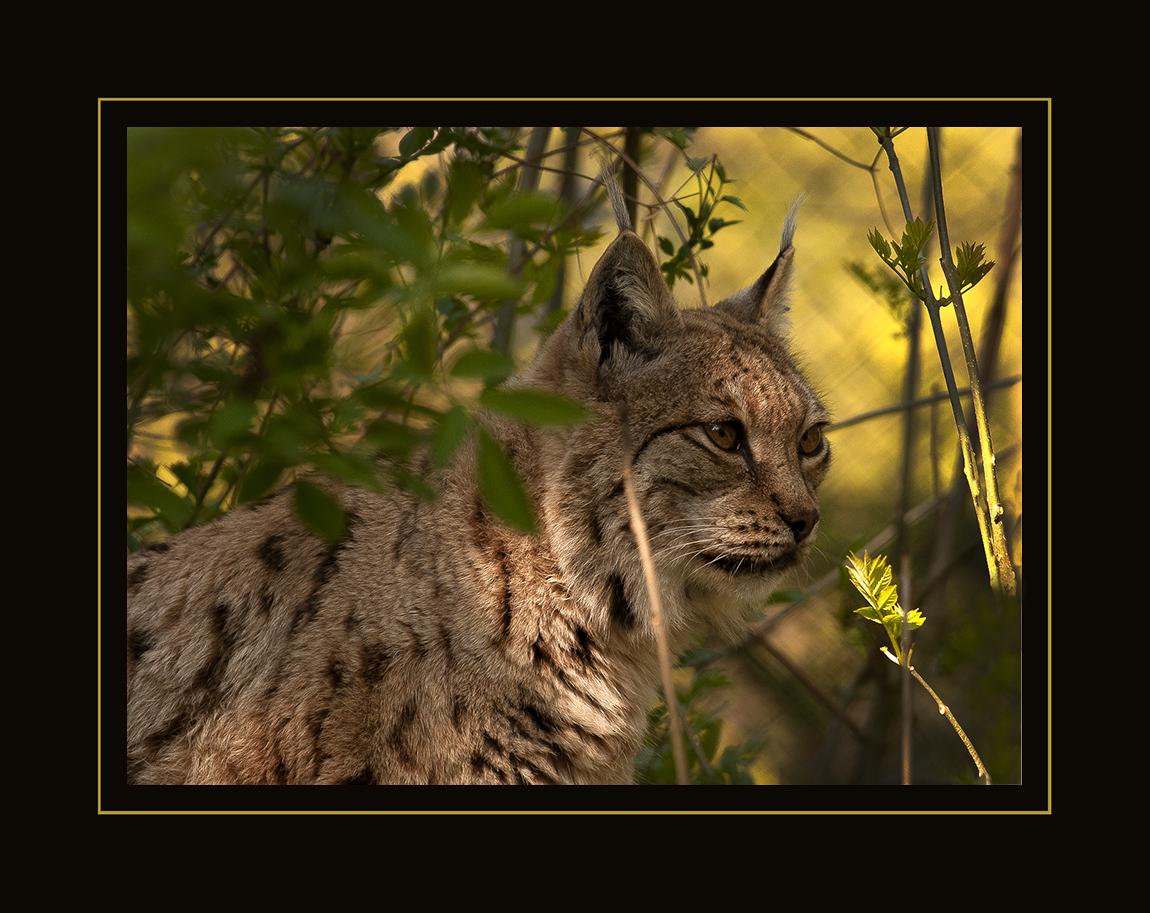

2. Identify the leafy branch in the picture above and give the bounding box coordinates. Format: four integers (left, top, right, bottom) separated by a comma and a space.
637, 664, 761, 784
127, 126, 599, 550
585, 128, 743, 305
868, 127, 1016, 595
657, 156, 746, 292
846, 550, 923, 665
868, 219, 994, 310
847, 551, 991, 785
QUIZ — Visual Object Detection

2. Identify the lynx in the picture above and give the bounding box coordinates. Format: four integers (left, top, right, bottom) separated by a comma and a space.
126, 177, 831, 785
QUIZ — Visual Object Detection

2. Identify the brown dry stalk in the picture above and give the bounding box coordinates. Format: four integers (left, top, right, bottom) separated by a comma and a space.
619, 407, 689, 784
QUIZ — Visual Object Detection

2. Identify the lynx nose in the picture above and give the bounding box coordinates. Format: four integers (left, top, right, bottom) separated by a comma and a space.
785, 508, 819, 543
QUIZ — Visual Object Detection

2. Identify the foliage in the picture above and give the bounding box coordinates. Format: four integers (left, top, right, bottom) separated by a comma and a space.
636, 664, 761, 785
846, 551, 990, 784
867, 126, 1017, 597
126, 127, 741, 551
868, 219, 995, 309
846, 550, 923, 664
124, 125, 1021, 788
657, 157, 745, 291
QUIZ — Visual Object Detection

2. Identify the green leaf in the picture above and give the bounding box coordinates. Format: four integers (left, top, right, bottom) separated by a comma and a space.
433, 263, 523, 301
126, 462, 193, 519
869, 223, 932, 304
398, 127, 438, 157
445, 158, 484, 226
309, 450, 383, 490
387, 465, 437, 502
483, 193, 557, 230
954, 241, 995, 291
399, 306, 438, 380
207, 398, 258, 449
361, 416, 424, 458
450, 348, 517, 386
708, 217, 741, 234
675, 201, 698, 232
293, 479, 346, 544
479, 388, 589, 426
354, 380, 437, 417
899, 218, 934, 262
846, 551, 925, 661
477, 429, 534, 534
238, 458, 286, 504
853, 604, 885, 625
430, 404, 470, 468
868, 228, 892, 261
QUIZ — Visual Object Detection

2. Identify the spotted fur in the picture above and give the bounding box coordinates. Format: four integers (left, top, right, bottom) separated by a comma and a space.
126, 187, 830, 785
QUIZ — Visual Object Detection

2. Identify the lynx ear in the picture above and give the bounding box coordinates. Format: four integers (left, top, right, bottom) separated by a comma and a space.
575, 230, 683, 372
715, 198, 802, 336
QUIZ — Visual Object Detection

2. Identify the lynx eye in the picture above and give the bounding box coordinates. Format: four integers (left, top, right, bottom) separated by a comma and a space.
705, 421, 744, 452
799, 424, 823, 456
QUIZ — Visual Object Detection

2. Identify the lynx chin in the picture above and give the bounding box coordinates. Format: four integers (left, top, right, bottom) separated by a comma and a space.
126, 176, 831, 785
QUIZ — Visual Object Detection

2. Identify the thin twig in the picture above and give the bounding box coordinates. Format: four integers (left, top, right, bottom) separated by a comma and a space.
492, 127, 550, 355
753, 633, 870, 743
583, 128, 709, 303
785, 127, 881, 171
827, 375, 1020, 432
877, 131, 997, 589
882, 648, 992, 784
895, 156, 936, 785
680, 716, 717, 779
927, 127, 1016, 595
619, 406, 688, 785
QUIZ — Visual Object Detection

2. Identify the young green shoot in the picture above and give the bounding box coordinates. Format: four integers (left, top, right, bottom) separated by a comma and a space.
846, 550, 924, 665
846, 551, 991, 785
868, 219, 995, 310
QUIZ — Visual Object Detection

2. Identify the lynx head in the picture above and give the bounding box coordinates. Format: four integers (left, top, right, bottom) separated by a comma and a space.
518, 178, 830, 650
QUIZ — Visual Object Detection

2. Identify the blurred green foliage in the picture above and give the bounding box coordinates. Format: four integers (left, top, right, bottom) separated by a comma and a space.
127, 127, 581, 547
126, 126, 741, 551
636, 663, 763, 785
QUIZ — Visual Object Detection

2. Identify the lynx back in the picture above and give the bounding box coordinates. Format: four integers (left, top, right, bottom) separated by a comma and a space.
126, 185, 830, 785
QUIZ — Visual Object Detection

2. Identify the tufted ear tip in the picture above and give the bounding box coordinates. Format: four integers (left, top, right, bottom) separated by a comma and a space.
778, 194, 804, 255
598, 156, 633, 234
714, 197, 804, 335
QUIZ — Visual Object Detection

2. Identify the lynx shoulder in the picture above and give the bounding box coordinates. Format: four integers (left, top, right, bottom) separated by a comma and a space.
126, 187, 831, 785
